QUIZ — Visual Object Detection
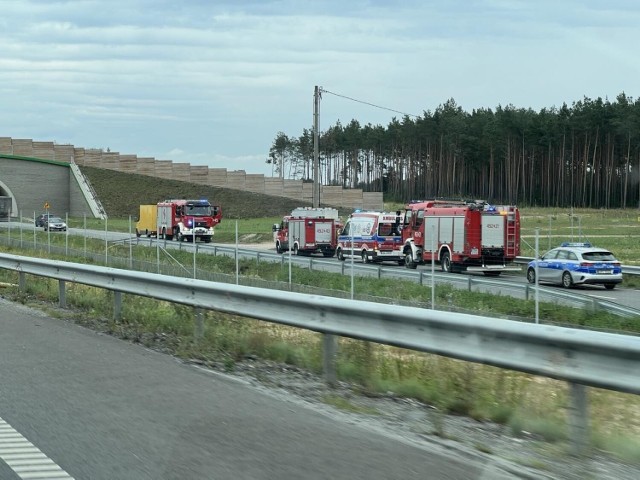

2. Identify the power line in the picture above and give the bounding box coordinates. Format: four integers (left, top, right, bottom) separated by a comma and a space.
319, 88, 420, 119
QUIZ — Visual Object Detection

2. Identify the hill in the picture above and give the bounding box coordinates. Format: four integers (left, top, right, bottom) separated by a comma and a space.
80, 166, 327, 219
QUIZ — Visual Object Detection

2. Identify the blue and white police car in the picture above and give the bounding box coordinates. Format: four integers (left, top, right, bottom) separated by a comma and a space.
526, 242, 622, 290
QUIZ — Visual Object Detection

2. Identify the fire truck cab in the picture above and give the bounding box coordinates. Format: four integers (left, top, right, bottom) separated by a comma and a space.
402, 200, 520, 275
157, 199, 222, 242
336, 211, 404, 264
273, 207, 340, 257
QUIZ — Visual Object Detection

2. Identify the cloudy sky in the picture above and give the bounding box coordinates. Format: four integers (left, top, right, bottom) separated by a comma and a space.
1, 0, 638, 176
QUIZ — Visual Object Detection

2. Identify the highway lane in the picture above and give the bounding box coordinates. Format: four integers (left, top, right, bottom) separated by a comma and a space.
228, 244, 640, 312
0, 299, 519, 480
3, 220, 639, 311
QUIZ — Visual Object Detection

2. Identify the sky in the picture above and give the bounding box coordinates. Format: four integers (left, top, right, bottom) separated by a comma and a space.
1, 0, 638, 177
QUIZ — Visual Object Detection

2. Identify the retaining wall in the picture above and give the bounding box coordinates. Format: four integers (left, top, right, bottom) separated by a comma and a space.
0, 137, 383, 210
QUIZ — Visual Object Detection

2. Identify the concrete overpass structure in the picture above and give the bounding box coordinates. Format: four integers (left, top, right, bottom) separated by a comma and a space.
0, 136, 383, 211
0, 154, 104, 220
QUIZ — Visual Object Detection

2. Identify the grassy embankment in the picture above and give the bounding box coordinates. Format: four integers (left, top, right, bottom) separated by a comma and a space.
2, 166, 639, 462
1, 233, 639, 462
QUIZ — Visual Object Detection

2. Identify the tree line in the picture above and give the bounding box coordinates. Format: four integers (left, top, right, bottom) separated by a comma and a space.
267, 93, 640, 208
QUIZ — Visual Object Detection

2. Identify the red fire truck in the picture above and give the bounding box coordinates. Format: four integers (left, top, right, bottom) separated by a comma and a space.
336, 211, 404, 264
156, 198, 222, 242
402, 200, 520, 276
273, 207, 340, 257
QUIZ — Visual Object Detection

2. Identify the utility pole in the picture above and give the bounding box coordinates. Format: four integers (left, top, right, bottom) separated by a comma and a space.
313, 86, 321, 207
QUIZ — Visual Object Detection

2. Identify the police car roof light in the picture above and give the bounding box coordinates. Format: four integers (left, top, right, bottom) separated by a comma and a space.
560, 242, 592, 248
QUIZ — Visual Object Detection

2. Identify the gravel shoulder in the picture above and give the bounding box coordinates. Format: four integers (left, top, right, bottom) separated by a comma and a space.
3, 279, 640, 479
199, 356, 640, 480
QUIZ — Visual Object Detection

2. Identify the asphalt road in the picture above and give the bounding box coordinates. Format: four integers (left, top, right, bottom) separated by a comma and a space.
0, 299, 520, 480
2, 220, 639, 311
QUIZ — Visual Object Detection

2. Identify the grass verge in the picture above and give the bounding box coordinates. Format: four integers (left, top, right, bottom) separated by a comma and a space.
0, 235, 639, 462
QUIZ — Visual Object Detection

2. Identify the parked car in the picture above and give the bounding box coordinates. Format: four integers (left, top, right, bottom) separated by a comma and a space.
526, 242, 622, 290
43, 216, 67, 232
35, 213, 56, 227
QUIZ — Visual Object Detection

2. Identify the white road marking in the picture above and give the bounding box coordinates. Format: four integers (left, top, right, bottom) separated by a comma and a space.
587, 294, 617, 301
0, 417, 74, 479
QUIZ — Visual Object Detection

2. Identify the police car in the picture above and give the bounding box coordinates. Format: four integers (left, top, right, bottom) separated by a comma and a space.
526, 242, 622, 290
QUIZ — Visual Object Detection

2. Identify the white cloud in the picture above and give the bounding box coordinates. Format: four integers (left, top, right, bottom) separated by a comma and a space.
1, 0, 638, 176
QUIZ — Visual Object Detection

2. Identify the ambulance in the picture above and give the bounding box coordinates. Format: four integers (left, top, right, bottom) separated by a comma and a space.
336, 211, 404, 264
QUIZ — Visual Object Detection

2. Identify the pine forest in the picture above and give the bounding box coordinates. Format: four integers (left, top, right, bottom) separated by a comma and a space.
267, 93, 640, 208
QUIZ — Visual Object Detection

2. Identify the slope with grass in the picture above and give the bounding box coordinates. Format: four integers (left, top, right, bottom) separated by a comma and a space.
79, 165, 335, 219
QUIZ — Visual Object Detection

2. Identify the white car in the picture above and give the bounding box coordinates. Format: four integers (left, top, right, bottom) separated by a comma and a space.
43, 216, 67, 232
526, 242, 622, 290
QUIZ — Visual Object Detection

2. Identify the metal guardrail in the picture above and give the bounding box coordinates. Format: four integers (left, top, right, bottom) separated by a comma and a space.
0, 221, 638, 317
625, 265, 640, 275
0, 220, 638, 318
515, 256, 640, 276
1, 252, 639, 395
2, 251, 640, 454
206, 245, 640, 318
6, 231, 638, 320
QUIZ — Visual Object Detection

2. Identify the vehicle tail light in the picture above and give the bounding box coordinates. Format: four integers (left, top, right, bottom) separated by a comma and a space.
580, 262, 593, 267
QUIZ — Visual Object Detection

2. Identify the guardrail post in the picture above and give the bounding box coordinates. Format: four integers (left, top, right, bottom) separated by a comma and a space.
525, 284, 530, 301
591, 299, 600, 314
322, 333, 338, 387
377, 266, 382, 280
568, 382, 590, 456
419, 271, 423, 286
194, 308, 204, 341
19, 272, 26, 292
113, 291, 122, 322
309, 259, 313, 271
467, 277, 472, 291
58, 280, 66, 308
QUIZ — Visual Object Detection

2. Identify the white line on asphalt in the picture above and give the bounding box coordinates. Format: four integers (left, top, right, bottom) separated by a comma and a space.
0, 417, 74, 480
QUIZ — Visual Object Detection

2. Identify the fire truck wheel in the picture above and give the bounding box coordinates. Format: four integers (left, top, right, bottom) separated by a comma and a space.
177, 230, 184, 242
293, 244, 299, 255
135, 229, 141, 238
404, 252, 418, 269
361, 251, 369, 264
276, 241, 282, 254
337, 248, 345, 261
440, 251, 452, 273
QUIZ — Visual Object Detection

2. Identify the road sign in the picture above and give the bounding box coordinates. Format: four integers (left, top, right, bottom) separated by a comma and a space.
44, 202, 50, 210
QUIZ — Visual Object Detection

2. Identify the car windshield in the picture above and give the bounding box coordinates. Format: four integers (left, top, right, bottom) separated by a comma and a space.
48, 217, 63, 223
582, 251, 616, 261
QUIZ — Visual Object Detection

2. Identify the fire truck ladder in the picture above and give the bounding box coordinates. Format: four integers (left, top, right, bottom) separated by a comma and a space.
505, 211, 517, 257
